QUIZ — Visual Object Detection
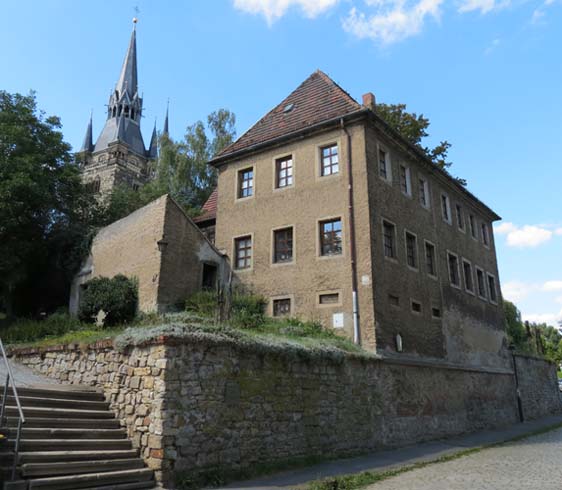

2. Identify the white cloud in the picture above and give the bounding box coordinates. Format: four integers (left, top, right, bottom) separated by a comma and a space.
543, 280, 562, 292
522, 309, 562, 326
458, 0, 510, 14
494, 222, 553, 248
531, 8, 545, 23
342, 0, 444, 45
503, 280, 536, 302
484, 37, 500, 54
555, 228, 562, 236
233, 0, 340, 24
555, 295, 562, 304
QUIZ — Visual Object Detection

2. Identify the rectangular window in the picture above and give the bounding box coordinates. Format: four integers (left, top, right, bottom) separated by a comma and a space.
320, 218, 342, 256
273, 227, 293, 263
419, 178, 430, 208
469, 214, 477, 239
432, 307, 441, 318
441, 194, 451, 224
382, 220, 396, 259
411, 300, 422, 314
275, 155, 293, 188
234, 235, 252, 270
456, 204, 465, 231
319, 292, 340, 305
320, 144, 339, 176
463, 260, 474, 294
481, 223, 490, 246
399, 165, 411, 196
476, 268, 487, 299
237, 168, 253, 198
388, 294, 400, 307
448, 252, 460, 287
425, 242, 436, 277
487, 273, 498, 303
405, 232, 418, 269
273, 298, 291, 317
379, 148, 390, 180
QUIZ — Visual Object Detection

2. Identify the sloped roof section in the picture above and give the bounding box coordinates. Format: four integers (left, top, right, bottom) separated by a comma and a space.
215, 70, 362, 160
193, 188, 218, 223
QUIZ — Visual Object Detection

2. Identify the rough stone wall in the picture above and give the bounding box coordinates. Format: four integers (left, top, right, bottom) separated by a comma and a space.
363, 122, 509, 369
215, 125, 377, 348
13, 340, 560, 488
515, 354, 562, 420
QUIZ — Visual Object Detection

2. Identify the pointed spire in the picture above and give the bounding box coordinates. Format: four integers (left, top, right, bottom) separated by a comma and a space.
79, 112, 93, 153
148, 120, 158, 159
116, 21, 138, 97
163, 100, 169, 136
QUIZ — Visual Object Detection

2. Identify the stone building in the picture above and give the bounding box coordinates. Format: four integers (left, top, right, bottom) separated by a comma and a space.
76, 21, 167, 195
69, 195, 228, 316
209, 70, 507, 368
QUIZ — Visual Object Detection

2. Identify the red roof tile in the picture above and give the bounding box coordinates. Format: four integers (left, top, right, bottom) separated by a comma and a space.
214, 70, 362, 161
194, 188, 217, 223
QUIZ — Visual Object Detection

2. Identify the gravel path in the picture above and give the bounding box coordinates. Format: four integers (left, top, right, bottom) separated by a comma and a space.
365, 427, 562, 490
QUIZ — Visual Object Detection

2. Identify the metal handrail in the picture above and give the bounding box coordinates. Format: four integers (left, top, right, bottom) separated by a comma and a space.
0, 337, 26, 481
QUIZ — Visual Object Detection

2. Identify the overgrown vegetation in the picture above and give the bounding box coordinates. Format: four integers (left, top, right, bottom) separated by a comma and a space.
78, 275, 138, 326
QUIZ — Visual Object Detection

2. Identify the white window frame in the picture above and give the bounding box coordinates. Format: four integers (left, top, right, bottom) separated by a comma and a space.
441, 193, 452, 225
462, 258, 475, 296
399, 164, 412, 197
447, 250, 461, 289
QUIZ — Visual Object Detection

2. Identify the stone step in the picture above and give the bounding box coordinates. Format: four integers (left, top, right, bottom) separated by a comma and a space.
0, 385, 105, 402
5, 405, 115, 419
8, 438, 132, 452
66, 482, 156, 490
5, 416, 121, 429
22, 458, 144, 477
16, 449, 139, 464
7, 428, 127, 440
1, 394, 110, 410
27, 467, 154, 489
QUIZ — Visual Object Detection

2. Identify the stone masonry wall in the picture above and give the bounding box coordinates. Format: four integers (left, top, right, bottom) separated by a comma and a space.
10, 339, 562, 488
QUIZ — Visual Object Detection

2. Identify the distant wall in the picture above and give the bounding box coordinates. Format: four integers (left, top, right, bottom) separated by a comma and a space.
11, 339, 561, 489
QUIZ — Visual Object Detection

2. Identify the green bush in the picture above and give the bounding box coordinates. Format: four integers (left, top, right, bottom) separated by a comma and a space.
231, 293, 267, 329
1, 312, 83, 344
185, 290, 218, 317
78, 275, 138, 326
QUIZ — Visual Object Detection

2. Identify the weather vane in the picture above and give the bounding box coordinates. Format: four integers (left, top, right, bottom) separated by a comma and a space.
133, 5, 140, 26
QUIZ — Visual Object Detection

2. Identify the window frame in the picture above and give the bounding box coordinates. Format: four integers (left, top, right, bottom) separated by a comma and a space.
399, 164, 412, 197
456, 204, 465, 233
271, 296, 293, 317
441, 193, 452, 225
469, 214, 478, 241
462, 258, 475, 295
404, 230, 419, 271
487, 272, 498, 305
378, 144, 392, 183
418, 176, 430, 210
272, 226, 294, 265
447, 251, 461, 289
424, 240, 438, 279
233, 234, 253, 271
318, 217, 343, 258
410, 299, 422, 315
319, 143, 339, 177
236, 166, 254, 200
431, 306, 442, 319
481, 223, 490, 248
274, 154, 294, 189
475, 266, 488, 301
317, 290, 342, 308
382, 219, 398, 261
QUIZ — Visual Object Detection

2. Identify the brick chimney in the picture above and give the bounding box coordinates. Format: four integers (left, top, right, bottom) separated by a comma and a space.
362, 92, 376, 112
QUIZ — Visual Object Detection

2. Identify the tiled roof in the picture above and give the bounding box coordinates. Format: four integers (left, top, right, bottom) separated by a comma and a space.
214, 70, 362, 161
194, 188, 217, 223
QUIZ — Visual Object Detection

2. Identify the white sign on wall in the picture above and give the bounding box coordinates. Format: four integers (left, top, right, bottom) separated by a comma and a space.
333, 312, 344, 329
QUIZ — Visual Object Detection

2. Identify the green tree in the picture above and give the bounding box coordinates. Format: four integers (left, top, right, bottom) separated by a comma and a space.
504, 300, 528, 349
0, 91, 98, 317
376, 103, 464, 184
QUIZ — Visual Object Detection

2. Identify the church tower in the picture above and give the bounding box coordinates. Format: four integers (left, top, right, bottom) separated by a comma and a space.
77, 20, 159, 195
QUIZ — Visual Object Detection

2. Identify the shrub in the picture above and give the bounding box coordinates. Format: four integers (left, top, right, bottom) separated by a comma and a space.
78, 275, 138, 326
231, 293, 267, 329
185, 290, 218, 317
2, 312, 83, 344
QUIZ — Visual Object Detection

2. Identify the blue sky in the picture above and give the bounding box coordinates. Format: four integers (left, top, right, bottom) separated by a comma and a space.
2, 0, 561, 325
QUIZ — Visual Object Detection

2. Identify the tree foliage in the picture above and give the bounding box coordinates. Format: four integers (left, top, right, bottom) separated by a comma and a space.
376, 103, 465, 184
0, 91, 98, 316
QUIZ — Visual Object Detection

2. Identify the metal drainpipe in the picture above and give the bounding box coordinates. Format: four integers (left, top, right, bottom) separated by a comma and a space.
341, 118, 361, 345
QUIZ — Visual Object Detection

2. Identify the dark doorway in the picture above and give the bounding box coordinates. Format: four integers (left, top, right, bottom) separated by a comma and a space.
202, 263, 218, 290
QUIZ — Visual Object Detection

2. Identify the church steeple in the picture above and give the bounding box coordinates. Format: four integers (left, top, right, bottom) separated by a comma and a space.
148, 121, 158, 159
163, 101, 169, 136
79, 112, 93, 153
115, 23, 138, 99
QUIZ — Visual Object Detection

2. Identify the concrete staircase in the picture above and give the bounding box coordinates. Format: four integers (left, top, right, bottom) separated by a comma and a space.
0, 385, 156, 490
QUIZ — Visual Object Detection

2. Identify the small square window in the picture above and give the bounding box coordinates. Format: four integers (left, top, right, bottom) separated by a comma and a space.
319, 292, 340, 305
320, 218, 342, 256
238, 168, 253, 198
405, 232, 418, 269
234, 236, 252, 270
448, 252, 460, 287
275, 156, 293, 188
273, 227, 293, 263
425, 242, 437, 277
320, 144, 339, 176
432, 307, 441, 319
399, 165, 411, 196
463, 260, 474, 293
382, 220, 396, 259
273, 298, 291, 317
389, 294, 400, 307
411, 300, 422, 313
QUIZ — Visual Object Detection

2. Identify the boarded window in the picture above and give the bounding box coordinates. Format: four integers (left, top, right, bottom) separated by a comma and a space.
319, 292, 340, 305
